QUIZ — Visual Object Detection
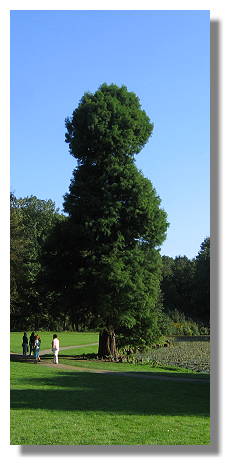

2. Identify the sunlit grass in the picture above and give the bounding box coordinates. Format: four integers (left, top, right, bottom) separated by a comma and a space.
10, 331, 99, 354
11, 361, 210, 445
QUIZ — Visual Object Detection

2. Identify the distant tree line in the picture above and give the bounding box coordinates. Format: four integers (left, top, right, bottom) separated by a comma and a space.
10, 193, 65, 331
161, 237, 210, 332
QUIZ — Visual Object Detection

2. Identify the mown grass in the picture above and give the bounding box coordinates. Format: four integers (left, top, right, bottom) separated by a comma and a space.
10, 331, 99, 354
10, 361, 210, 445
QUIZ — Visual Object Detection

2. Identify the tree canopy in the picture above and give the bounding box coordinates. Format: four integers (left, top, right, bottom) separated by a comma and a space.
161, 237, 210, 325
65, 83, 154, 164
10, 194, 63, 330
62, 83, 169, 354
193, 237, 210, 324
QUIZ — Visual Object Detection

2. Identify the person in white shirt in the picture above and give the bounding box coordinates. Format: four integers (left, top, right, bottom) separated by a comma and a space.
52, 334, 60, 364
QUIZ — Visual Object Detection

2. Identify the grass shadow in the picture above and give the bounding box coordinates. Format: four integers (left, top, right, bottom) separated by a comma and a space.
11, 369, 210, 417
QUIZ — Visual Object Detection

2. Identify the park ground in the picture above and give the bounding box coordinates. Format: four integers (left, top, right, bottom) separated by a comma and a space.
10, 331, 210, 446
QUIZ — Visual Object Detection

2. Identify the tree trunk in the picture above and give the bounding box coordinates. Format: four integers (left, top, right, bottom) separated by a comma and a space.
98, 329, 117, 359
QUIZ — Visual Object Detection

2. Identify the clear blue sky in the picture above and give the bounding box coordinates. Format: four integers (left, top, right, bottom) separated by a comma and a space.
10, 10, 210, 259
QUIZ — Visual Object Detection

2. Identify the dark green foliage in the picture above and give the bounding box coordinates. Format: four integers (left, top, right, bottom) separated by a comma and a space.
192, 238, 210, 324
65, 83, 154, 164
64, 161, 167, 250
10, 193, 29, 314
63, 84, 169, 347
161, 255, 195, 316
10, 194, 63, 330
166, 310, 201, 336
40, 218, 95, 331
94, 245, 164, 347
161, 238, 210, 326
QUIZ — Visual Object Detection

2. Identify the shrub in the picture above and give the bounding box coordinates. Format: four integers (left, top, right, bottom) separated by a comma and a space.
164, 309, 205, 336
199, 325, 210, 335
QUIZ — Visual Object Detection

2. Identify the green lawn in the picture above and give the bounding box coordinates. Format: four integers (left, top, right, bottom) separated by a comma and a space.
10, 331, 99, 354
10, 331, 210, 445
10, 360, 210, 445
59, 345, 99, 355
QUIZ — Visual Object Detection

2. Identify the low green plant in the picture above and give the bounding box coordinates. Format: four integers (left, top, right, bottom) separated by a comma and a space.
133, 341, 210, 373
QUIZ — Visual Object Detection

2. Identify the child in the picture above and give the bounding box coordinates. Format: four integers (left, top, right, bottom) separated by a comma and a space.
52, 334, 60, 364
34, 335, 41, 363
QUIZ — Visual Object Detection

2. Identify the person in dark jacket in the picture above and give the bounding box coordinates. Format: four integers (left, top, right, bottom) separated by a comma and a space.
22, 332, 28, 356
29, 331, 36, 356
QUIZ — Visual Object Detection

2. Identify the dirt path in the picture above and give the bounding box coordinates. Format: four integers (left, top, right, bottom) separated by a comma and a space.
37, 361, 209, 382
10, 342, 209, 383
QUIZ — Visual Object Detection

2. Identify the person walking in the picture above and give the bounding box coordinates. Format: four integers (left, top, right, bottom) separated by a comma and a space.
22, 332, 28, 356
34, 335, 41, 363
52, 334, 60, 364
29, 331, 36, 356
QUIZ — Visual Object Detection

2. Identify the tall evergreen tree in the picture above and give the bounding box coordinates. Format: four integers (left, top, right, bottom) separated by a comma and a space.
64, 83, 168, 355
